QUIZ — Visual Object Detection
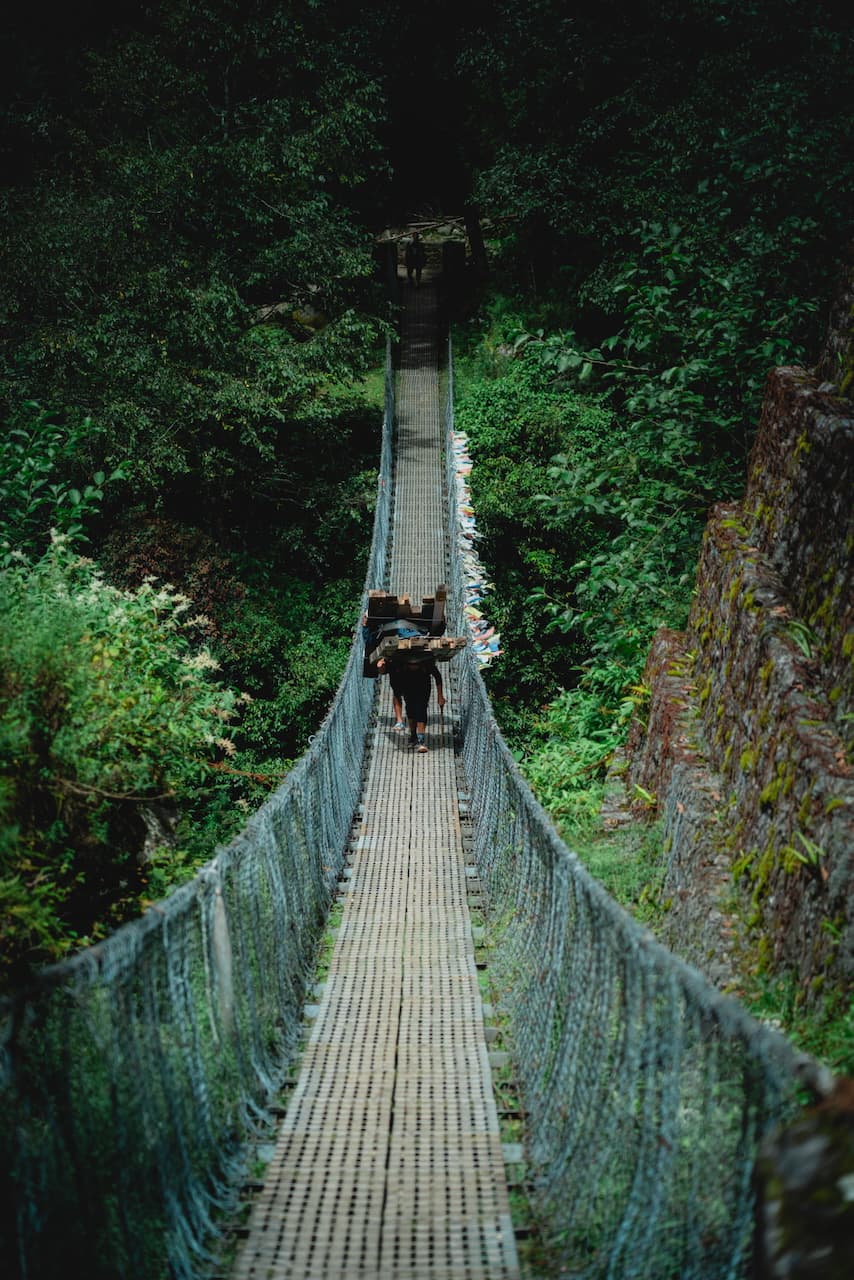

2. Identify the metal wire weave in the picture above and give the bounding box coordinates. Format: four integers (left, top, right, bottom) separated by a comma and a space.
443, 337, 818, 1278
0, 332, 821, 1280
0, 349, 394, 1280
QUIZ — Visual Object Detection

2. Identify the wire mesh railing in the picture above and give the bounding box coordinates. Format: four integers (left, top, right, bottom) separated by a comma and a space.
0, 346, 395, 1280
0, 316, 825, 1280
444, 335, 821, 1278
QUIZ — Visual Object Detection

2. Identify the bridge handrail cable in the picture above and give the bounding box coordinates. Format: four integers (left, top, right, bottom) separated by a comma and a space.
0, 344, 395, 1280
444, 333, 822, 1277
0, 329, 824, 1280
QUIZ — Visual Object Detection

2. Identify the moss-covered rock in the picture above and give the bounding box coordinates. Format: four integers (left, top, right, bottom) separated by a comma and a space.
754, 1077, 854, 1279
622, 274, 854, 1014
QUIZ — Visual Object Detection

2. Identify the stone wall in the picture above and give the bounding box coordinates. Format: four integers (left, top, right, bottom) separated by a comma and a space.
743, 368, 854, 738
625, 323, 854, 1001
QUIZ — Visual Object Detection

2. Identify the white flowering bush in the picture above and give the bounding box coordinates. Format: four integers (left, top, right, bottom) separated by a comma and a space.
0, 536, 239, 980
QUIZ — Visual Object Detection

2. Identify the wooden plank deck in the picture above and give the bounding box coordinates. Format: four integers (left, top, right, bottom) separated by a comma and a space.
232, 269, 520, 1279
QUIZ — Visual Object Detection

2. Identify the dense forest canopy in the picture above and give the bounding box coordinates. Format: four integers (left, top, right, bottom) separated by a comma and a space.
1, 0, 852, 1018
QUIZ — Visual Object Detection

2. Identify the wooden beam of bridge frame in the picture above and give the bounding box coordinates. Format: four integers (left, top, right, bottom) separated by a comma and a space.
368, 635, 467, 666
367, 584, 448, 634
426, 584, 447, 635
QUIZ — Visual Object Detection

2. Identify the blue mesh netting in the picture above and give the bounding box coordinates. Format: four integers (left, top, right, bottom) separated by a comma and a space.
443, 338, 820, 1277
0, 350, 394, 1280
0, 326, 822, 1280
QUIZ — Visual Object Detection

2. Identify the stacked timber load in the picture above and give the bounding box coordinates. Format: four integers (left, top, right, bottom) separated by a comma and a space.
362, 585, 467, 677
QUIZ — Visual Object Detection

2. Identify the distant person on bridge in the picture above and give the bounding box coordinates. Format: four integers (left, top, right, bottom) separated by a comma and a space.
404, 231, 426, 287
378, 654, 444, 752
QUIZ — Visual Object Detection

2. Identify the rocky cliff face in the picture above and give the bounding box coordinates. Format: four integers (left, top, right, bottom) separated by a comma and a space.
623, 260, 854, 1003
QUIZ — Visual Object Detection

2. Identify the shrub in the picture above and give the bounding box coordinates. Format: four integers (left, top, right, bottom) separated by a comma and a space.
454, 347, 617, 718
0, 403, 124, 562
0, 535, 241, 983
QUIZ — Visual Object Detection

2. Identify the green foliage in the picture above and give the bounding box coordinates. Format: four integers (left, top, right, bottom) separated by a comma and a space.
0, 2, 389, 512
0, 403, 124, 561
2, 0, 851, 1020
783, 619, 818, 659
206, 569, 358, 770
464, 3, 852, 690
519, 679, 667, 921
0, 13, 392, 977
449, 10, 854, 1023
781, 832, 828, 883
0, 536, 242, 982
575, 821, 667, 929
515, 654, 641, 847
452, 4, 853, 878
516, 229, 748, 673
520, 680, 628, 807
748, 977, 854, 1078
470, 2, 853, 321
454, 343, 617, 716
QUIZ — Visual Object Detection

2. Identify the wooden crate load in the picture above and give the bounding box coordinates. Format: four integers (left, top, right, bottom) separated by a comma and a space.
362, 585, 467, 677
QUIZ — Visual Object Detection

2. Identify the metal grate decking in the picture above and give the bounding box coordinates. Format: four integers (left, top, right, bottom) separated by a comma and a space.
232, 272, 520, 1279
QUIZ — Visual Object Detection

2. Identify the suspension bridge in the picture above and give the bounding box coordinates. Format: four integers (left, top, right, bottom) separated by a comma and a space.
0, 260, 820, 1280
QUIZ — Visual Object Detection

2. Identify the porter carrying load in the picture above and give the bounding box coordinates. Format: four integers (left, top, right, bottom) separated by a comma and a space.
361, 585, 466, 678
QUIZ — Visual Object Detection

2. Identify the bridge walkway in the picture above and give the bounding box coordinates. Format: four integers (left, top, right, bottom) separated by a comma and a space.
233, 271, 520, 1279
